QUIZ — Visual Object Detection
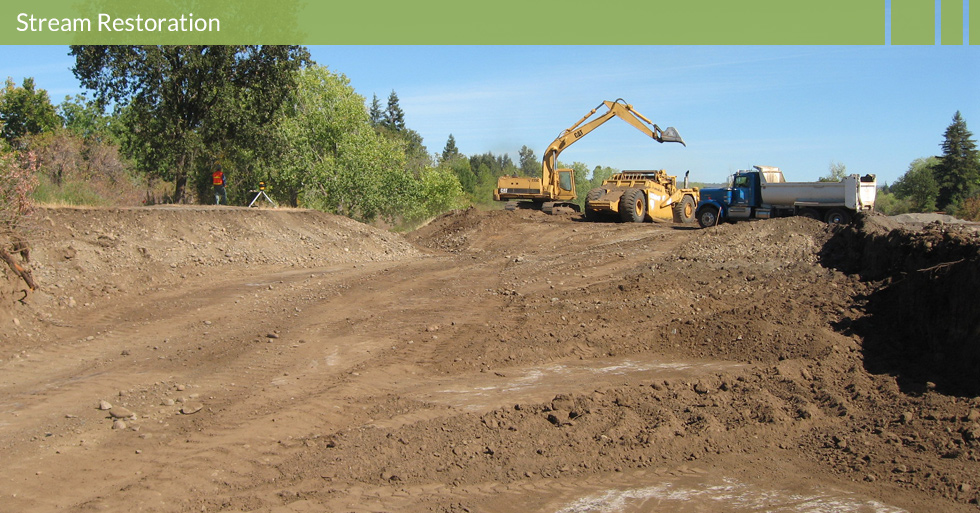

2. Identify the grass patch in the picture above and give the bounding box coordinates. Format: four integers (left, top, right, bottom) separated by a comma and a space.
33, 176, 112, 207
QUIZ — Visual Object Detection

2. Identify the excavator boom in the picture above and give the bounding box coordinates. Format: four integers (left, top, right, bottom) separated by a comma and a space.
494, 99, 685, 211
542, 99, 685, 188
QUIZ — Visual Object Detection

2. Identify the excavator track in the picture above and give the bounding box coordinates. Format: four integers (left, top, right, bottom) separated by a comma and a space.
541, 202, 580, 215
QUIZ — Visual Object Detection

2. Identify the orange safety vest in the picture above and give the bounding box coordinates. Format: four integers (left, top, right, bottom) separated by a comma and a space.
212, 171, 224, 186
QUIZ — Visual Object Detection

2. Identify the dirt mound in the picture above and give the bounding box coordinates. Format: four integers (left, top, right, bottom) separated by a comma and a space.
890, 212, 980, 227
407, 206, 504, 252
823, 212, 980, 395
822, 212, 980, 281
407, 206, 573, 254
415, 216, 849, 370
1, 205, 421, 341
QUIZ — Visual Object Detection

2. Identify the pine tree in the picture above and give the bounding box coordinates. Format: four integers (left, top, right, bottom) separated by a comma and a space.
934, 111, 980, 211
384, 90, 405, 132
368, 94, 383, 127
441, 134, 460, 162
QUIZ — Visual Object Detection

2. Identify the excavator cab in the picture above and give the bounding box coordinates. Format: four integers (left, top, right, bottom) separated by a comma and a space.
557, 170, 574, 194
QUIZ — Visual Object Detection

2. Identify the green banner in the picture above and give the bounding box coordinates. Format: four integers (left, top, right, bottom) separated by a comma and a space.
0, 0, 897, 45
892, 0, 933, 44
941, 0, 964, 44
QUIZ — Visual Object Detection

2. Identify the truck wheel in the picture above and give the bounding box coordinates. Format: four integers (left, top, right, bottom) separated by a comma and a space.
619, 189, 646, 223
673, 195, 697, 224
824, 208, 851, 225
799, 208, 820, 220
584, 188, 604, 221
697, 206, 720, 228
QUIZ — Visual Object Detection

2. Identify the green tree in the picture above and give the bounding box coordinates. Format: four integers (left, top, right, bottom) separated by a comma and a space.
873, 188, 911, 215
369, 94, 383, 127
405, 166, 464, 222
892, 157, 939, 212
0, 77, 60, 145
472, 162, 498, 204
589, 165, 615, 187
569, 161, 591, 209
58, 93, 116, 143
70, 45, 310, 203
369, 90, 429, 173
934, 111, 980, 211
469, 152, 515, 176
445, 156, 476, 195
326, 128, 412, 221
277, 65, 424, 222
384, 90, 406, 132
441, 134, 460, 163
277, 65, 380, 208
818, 161, 848, 182
518, 145, 538, 176
399, 128, 432, 172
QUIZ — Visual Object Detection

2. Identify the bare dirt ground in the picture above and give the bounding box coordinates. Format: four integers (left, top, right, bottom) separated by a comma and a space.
1, 205, 979, 513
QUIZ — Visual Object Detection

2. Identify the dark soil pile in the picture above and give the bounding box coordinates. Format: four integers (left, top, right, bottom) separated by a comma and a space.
823, 213, 980, 395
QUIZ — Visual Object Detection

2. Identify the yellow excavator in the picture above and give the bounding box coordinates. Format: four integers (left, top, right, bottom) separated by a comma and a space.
493, 98, 686, 213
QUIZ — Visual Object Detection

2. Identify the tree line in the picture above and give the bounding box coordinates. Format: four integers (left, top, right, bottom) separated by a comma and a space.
876, 112, 980, 220
0, 47, 466, 227
0, 45, 628, 231
4, 45, 977, 235
437, 137, 619, 210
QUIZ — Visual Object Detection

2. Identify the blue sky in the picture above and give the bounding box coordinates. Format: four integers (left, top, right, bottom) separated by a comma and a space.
2, 45, 978, 185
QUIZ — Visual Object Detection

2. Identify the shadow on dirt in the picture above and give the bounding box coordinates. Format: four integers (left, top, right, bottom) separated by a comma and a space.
820, 213, 980, 396
568, 215, 702, 230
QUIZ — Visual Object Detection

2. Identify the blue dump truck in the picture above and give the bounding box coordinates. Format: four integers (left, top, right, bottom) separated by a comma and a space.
695, 165, 877, 228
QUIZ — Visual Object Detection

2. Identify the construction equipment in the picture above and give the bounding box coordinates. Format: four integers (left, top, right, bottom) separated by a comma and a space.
695, 165, 877, 228
584, 169, 700, 223
493, 99, 686, 213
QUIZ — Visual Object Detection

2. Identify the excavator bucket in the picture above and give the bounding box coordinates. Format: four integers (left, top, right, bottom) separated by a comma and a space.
660, 126, 686, 146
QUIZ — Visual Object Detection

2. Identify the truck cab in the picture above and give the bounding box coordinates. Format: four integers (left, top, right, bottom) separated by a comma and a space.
696, 169, 765, 227
729, 172, 758, 207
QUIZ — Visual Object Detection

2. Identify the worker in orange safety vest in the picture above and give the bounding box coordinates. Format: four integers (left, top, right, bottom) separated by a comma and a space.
212, 164, 227, 205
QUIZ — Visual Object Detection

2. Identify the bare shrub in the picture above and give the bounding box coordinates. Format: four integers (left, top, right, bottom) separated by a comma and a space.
955, 195, 980, 222
26, 130, 143, 207
0, 150, 38, 236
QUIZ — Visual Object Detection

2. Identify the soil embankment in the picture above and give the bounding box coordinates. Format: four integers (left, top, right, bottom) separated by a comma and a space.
0, 206, 978, 512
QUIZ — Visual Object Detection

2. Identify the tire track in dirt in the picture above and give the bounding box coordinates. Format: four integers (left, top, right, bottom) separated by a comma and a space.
22, 256, 506, 512
1, 258, 436, 511
266, 463, 906, 513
